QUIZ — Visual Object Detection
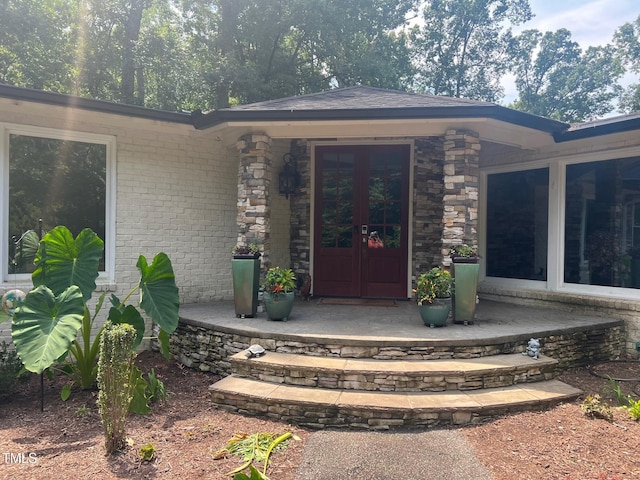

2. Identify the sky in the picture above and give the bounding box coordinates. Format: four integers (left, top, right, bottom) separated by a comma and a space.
502, 0, 640, 106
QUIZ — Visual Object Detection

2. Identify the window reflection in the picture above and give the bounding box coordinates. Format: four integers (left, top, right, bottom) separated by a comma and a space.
486, 168, 549, 280
565, 158, 640, 288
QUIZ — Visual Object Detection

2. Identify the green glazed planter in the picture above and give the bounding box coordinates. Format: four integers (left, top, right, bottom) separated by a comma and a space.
263, 291, 295, 321
452, 261, 480, 324
418, 297, 451, 327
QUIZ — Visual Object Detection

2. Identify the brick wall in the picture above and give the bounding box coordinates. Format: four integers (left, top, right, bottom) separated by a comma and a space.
0, 99, 238, 344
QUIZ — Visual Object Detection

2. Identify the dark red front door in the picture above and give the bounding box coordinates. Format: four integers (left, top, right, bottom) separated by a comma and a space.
313, 144, 410, 298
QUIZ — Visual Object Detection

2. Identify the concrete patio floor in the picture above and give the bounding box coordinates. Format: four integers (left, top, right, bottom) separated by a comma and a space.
178, 298, 620, 346
180, 299, 620, 345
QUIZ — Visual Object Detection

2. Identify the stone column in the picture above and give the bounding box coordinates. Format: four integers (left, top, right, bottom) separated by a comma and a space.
236, 133, 272, 268
441, 129, 480, 265
289, 139, 312, 280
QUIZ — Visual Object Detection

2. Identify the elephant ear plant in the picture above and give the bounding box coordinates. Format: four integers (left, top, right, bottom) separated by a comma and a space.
11, 226, 179, 399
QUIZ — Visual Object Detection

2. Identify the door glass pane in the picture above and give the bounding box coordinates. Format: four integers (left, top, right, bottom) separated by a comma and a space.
322, 202, 336, 224
338, 177, 353, 200
367, 152, 404, 250
323, 154, 338, 176
339, 154, 354, 176
369, 202, 384, 224
385, 226, 401, 249
320, 151, 354, 249
386, 202, 401, 224
370, 156, 386, 176
321, 225, 336, 247
338, 204, 353, 224
486, 168, 548, 280
337, 226, 353, 248
387, 175, 402, 199
322, 177, 337, 199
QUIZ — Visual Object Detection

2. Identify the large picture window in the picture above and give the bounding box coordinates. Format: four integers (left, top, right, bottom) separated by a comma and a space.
564, 157, 640, 289
3, 127, 113, 278
486, 168, 549, 280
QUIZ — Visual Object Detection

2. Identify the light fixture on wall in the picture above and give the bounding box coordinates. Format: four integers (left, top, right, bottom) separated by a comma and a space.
279, 153, 300, 199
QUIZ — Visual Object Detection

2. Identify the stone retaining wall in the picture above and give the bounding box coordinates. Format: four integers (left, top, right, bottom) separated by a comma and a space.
169, 319, 624, 375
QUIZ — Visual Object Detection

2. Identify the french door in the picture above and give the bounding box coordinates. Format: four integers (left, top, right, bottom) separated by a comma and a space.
313, 144, 410, 298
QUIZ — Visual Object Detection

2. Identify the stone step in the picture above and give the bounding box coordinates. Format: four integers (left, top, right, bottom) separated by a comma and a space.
230, 351, 558, 392
209, 375, 582, 429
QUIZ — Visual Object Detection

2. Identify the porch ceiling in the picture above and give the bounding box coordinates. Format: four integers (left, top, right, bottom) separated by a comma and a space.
210, 117, 555, 151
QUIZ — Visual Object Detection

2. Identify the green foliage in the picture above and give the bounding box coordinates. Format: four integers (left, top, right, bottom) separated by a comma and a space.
128, 366, 167, 414
138, 442, 156, 462
147, 368, 167, 405
216, 431, 294, 477
0, 341, 27, 398
414, 267, 452, 305
580, 394, 613, 421
449, 244, 478, 258
510, 29, 624, 122
11, 284, 85, 374
11, 226, 179, 389
614, 15, 640, 113
603, 376, 627, 406
263, 267, 296, 296
233, 465, 270, 480
411, 0, 532, 101
97, 322, 137, 455
625, 397, 640, 421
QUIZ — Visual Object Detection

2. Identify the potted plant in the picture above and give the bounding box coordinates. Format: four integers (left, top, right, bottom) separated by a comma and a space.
449, 244, 479, 325
413, 267, 452, 327
231, 243, 261, 318
262, 266, 296, 321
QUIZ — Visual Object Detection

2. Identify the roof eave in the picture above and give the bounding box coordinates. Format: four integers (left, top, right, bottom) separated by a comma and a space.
0, 83, 194, 125
554, 117, 640, 142
194, 105, 569, 134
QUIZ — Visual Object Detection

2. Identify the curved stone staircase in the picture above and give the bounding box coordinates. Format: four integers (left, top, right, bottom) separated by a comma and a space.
209, 348, 582, 429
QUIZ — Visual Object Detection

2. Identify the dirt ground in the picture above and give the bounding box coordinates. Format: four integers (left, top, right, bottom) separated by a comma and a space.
1, 351, 639, 480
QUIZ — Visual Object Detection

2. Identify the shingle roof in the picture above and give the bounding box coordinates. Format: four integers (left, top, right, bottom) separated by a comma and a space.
225, 86, 494, 111
194, 85, 569, 133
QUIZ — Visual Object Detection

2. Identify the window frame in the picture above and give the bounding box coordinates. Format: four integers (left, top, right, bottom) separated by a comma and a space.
0, 123, 116, 284
480, 145, 640, 300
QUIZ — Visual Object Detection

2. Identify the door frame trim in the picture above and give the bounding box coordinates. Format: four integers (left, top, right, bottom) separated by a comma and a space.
309, 139, 415, 298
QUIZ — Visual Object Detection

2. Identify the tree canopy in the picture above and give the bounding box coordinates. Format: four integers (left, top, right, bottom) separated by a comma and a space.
0, 0, 638, 121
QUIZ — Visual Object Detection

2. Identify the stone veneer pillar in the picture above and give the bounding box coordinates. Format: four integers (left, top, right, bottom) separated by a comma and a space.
441, 129, 480, 265
236, 133, 272, 268
289, 139, 311, 279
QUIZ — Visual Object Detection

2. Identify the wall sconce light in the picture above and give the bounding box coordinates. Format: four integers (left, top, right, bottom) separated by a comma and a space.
279, 153, 300, 199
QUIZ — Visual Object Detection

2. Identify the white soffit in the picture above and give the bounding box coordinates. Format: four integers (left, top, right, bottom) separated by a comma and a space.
209, 117, 555, 150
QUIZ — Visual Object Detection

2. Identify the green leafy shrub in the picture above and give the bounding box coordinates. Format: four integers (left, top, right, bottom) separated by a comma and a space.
11, 226, 179, 391
262, 267, 296, 296
624, 397, 640, 420
138, 442, 156, 462
97, 322, 137, 454
413, 267, 452, 305
0, 341, 27, 399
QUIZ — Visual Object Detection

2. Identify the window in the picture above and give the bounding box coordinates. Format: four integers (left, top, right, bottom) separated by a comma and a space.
2, 126, 114, 280
486, 168, 549, 281
564, 158, 640, 289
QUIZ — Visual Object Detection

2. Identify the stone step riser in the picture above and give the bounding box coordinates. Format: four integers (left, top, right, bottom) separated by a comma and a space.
230, 353, 558, 392
209, 378, 582, 430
